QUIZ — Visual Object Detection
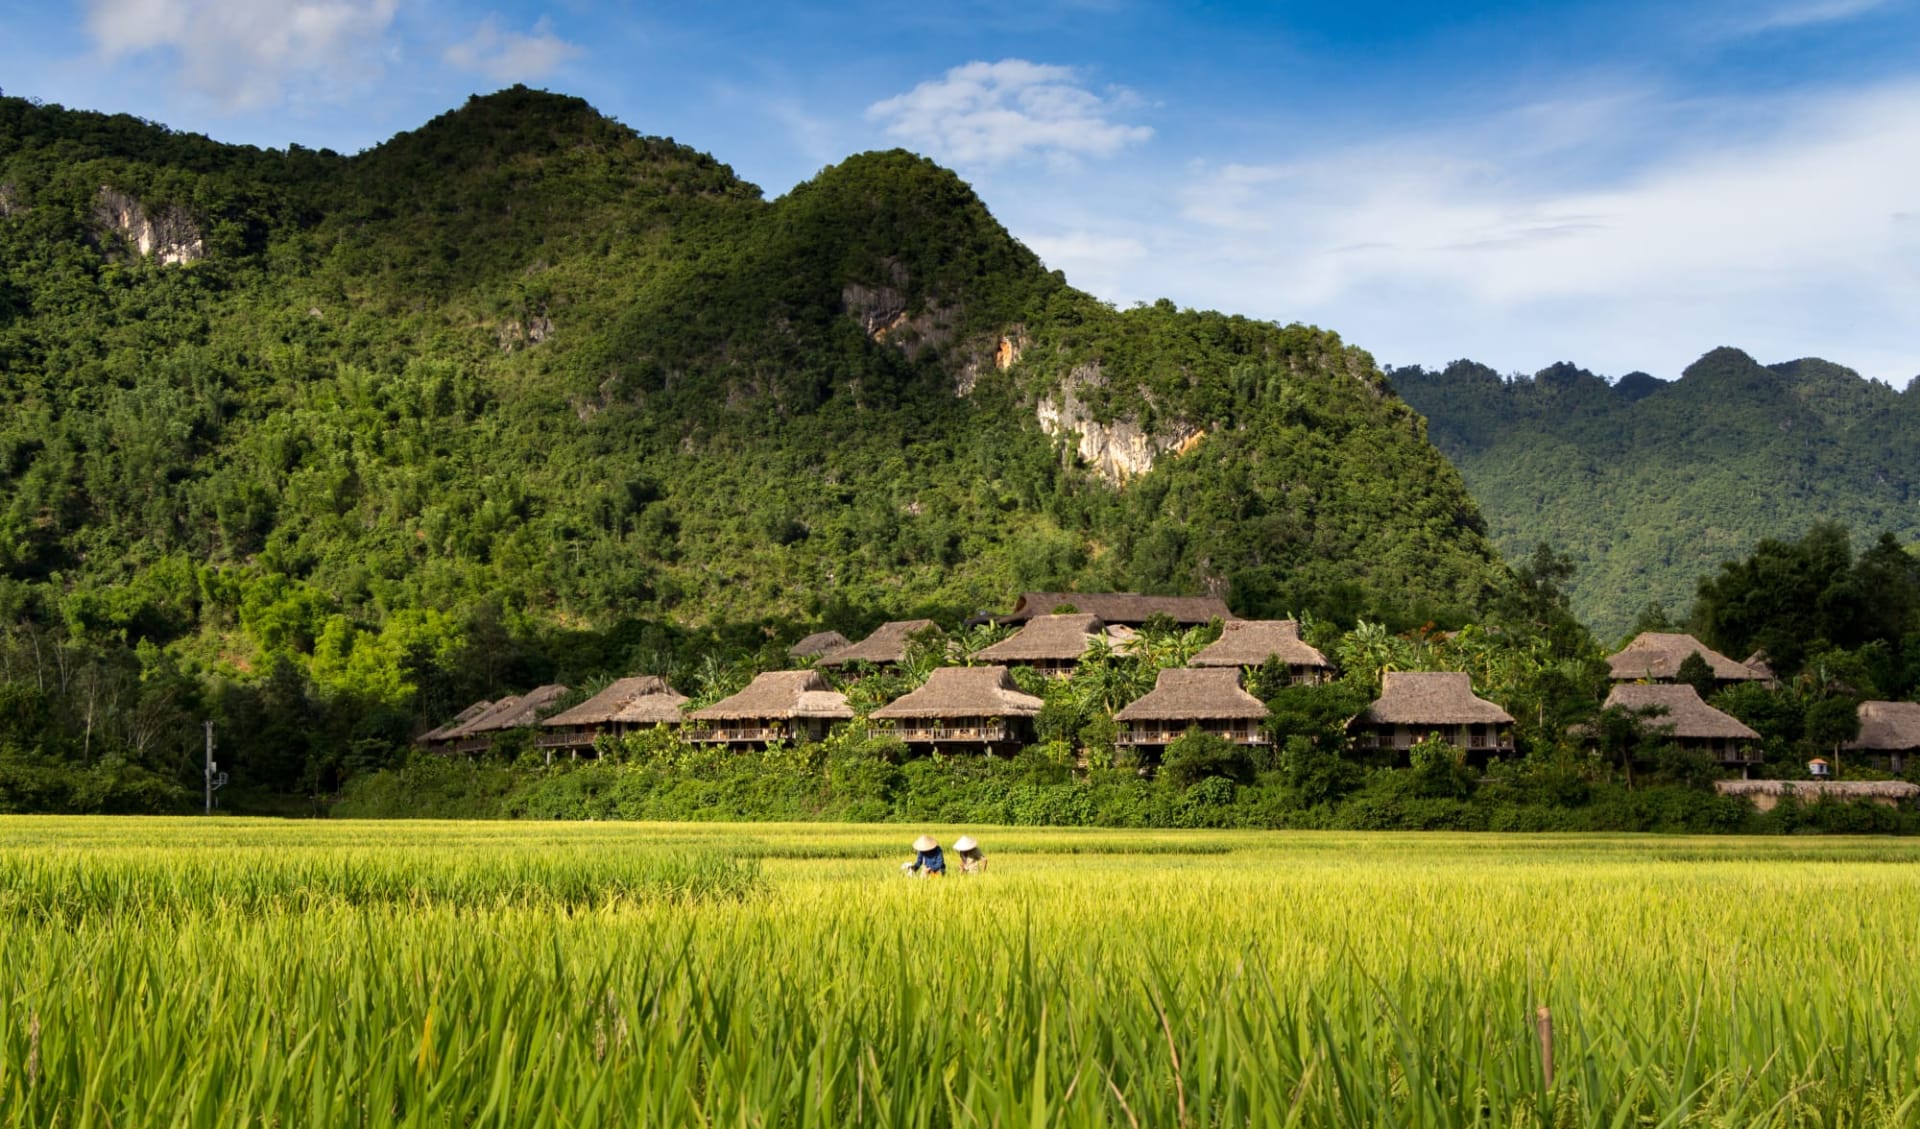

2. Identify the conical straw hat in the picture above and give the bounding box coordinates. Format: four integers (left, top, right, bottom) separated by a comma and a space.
953, 835, 977, 852
912, 834, 938, 852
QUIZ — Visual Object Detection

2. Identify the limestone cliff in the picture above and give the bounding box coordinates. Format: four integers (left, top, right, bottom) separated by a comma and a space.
1035, 363, 1203, 486
92, 187, 204, 265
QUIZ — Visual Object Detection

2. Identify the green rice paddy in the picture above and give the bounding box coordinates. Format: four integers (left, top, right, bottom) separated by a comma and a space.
2, 819, 1918, 1126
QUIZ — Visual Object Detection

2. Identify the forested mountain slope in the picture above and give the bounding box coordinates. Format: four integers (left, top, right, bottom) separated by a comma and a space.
0, 87, 1507, 802
1391, 349, 1920, 637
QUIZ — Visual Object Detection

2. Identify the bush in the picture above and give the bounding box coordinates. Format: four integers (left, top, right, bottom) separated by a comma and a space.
1160, 729, 1257, 789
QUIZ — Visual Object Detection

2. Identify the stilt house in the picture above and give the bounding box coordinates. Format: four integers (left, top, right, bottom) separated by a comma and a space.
1602, 682, 1762, 772
442, 684, 570, 755
1607, 632, 1766, 685
1844, 701, 1920, 773
974, 613, 1106, 677
686, 670, 853, 747
538, 676, 689, 757
1114, 668, 1271, 750
416, 700, 492, 751
870, 666, 1042, 752
788, 631, 849, 662
1350, 672, 1515, 759
820, 619, 941, 670
1188, 620, 1331, 685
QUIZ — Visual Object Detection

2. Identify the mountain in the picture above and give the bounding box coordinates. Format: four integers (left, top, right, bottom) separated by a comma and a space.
1390, 348, 1920, 638
0, 87, 1505, 681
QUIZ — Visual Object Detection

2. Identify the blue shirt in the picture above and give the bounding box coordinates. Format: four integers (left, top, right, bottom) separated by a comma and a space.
915, 847, 946, 874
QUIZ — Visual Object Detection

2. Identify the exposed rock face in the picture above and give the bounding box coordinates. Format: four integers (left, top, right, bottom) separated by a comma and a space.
0, 184, 21, 219
841, 259, 910, 337
993, 333, 1023, 371
1036, 363, 1202, 486
92, 188, 204, 265
497, 314, 555, 352
955, 326, 1027, 396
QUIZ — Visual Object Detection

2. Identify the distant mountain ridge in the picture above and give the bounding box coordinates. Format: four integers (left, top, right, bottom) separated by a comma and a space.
0, 86, 1505, 684
1391, 347, 1920, 637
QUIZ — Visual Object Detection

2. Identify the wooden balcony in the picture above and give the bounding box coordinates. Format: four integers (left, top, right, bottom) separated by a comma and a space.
1355, 726, 1515, 754
1117, 726, 1271, 747
686, 725, 792, 745
880, 721, 1016, 744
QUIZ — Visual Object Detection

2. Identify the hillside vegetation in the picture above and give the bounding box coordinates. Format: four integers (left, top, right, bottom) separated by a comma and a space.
1391, 349, 1920, 637
0, 87, 1506, 806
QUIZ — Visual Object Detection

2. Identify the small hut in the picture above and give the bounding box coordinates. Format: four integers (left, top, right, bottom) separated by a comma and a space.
981, 592, 1233, 627
1606, 632, 1765, 684
1602, 682, 1762, 772
443, 684, 570, 755
1844, 700, 1920, 773
870, 666, 1043, 752
1350, 672, 1515, 759
820, 619, 942, 670
686, 670, 853, 747
1188, 620, 1331, 685
974, 613, 1106, 676
416, 700, 492, 750
1715, 779, 1920, 812
788, 631, 850, 663
538, 676, 689, 758
1114, 668, 1271, 750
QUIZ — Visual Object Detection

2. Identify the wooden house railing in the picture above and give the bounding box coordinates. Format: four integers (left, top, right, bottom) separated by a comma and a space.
1117, 726, 1271, 746
881, 722, 1016, 743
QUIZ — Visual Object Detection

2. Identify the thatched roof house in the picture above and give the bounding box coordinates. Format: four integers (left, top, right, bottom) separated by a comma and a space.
1602, 682, 1761, 769
788, 631, 849, 661
539, 676, 689, 755
1844, 700, 1920, 771
1351, 672, 1515, 758
872, 666, 1042, 749
417, 699, 492, 747
1603, 683, 1759, 740
974, 613, 1106, 675
1607, 632, 1764, 683
1715, 779, 1920, 812
687, 670, 853, 746
820, 619, 941, 668
443, 684, 570, 754
1189, 619, 1331, 682
983, 592, 1233, 627
1115, 668, 1271, 748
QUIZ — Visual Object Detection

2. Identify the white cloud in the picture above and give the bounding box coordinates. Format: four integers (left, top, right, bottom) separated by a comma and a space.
443, 15, 580, 83
85, 0, 398, 111
1026, 230, 1149, 298
1737, 0, 1893, 32
1144, 82, 1920, 384
867, 59, 1152, 167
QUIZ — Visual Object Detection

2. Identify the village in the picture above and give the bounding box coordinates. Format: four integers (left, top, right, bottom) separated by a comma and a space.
414, 592, 1920, 811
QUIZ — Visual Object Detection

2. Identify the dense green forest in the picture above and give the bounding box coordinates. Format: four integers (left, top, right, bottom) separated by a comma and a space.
0, 87, 1507, 809
337, 526, 1920, 833
1391, 350, 1920, 637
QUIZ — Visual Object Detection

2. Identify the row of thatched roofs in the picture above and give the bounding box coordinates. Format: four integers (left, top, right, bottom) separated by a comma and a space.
417, 597, 1920, 754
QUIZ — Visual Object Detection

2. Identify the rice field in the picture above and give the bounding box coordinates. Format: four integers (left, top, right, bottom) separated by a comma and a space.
2, 820, 1919, 1126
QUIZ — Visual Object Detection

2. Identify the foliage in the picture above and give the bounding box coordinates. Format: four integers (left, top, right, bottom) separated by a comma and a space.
0, 88, 1507, 805
1393, 351, 1920, 637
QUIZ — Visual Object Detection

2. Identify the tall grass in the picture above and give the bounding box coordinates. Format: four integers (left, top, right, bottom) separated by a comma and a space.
1, 819, 1918, 1125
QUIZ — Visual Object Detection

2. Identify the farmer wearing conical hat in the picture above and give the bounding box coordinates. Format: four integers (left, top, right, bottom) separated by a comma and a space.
953, 835, 986, 874
901, 834, 946, 877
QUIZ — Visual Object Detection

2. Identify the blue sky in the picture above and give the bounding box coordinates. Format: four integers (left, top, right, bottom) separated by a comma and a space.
4, 0, 1918, 385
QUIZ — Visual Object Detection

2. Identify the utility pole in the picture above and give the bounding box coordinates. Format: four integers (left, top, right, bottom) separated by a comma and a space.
203, 720, 227, 814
